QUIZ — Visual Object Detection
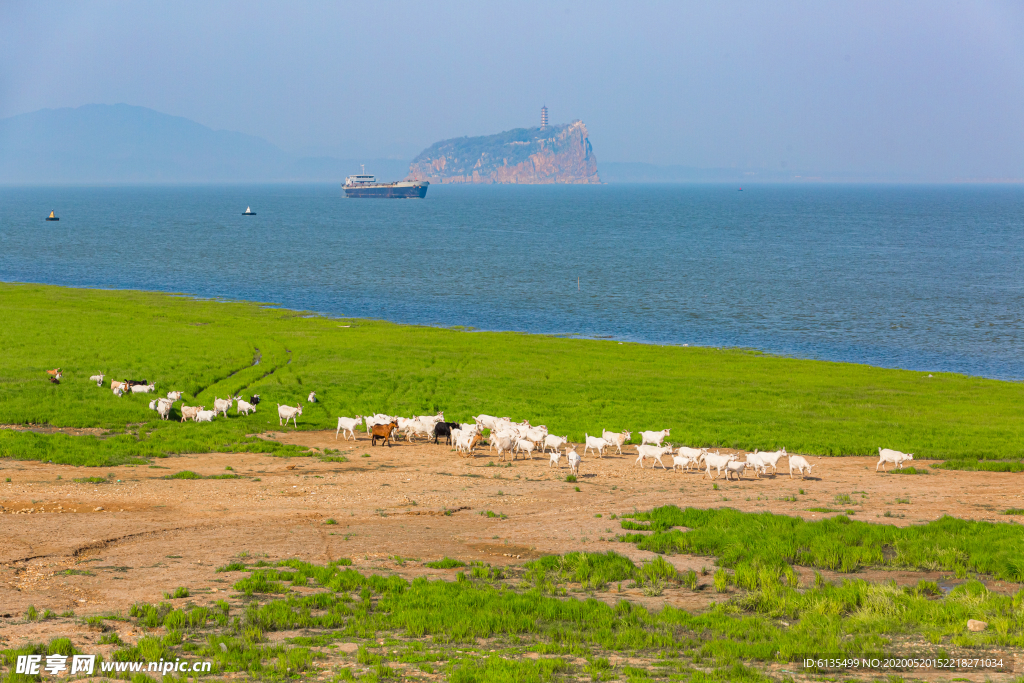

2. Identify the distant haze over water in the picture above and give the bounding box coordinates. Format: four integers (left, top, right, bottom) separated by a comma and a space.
1, 184, 1022, 380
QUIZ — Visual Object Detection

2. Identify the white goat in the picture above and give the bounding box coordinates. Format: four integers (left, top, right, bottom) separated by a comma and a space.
523, 426, 548, 443
130, 383, 155, 394
744, 451, 769, 478
601, 429, 632, 454
542, 434, 568, 453
724, 460, 748, 480
214, 397, 233, 418
635, 444, 673, 469
675, 446, 705, 471
566, 446, 581, 476
493, 435, 515, 461
195, 409, 216, 423
413, 411, 444, 427
89, 373, 105, 386
876, 448, 913, 472
702, 451, 738, 480
789, 455, 814, 479
514, 438, 536, 459
755, 448, 787, 475
156, 400, 172, 421
278, 403, 303, 427
148, 397, 173, 411
180, 405, 203, 422
473, 414, 502, 431
404, 418, 436, 443
490, 428, 517, 452
640, 429, 671, 446
335, 415, 363, 440
166, 391, 183, 402
307, 391, 317, 403
584, 433, 608, 458
456, 431, 477, 455
236, 399, 256, 416
549, 449, 562, 468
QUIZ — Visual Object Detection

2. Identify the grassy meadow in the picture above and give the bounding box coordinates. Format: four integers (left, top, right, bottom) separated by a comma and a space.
2, 283, 1024, 466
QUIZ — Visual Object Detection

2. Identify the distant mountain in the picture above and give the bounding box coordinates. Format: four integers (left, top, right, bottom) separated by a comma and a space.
409, 121, 600, 184
0, 104, 408, 183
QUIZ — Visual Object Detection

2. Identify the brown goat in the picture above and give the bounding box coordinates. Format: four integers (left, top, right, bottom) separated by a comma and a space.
371, 420, 399, 447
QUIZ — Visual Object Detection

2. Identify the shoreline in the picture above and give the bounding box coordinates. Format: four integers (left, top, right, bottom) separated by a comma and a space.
2, 278, 1014, 384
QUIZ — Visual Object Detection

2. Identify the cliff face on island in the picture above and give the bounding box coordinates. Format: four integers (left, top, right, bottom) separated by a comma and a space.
408, 120, 600, 184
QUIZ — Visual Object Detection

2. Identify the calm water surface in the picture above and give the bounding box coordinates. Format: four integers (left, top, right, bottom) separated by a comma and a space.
1, 184, 1022, 380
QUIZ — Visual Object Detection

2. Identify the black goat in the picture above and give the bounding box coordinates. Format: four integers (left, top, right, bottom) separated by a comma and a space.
433, 421, 461, 445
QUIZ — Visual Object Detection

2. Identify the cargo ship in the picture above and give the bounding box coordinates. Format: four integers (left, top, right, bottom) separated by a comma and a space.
342, 173, 429, 198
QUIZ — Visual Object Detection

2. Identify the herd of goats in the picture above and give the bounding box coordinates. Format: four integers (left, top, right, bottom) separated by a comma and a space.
62, 371, 917, 480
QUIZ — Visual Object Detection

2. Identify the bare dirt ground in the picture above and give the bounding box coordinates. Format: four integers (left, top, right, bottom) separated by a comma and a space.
2, 433, 1022, 678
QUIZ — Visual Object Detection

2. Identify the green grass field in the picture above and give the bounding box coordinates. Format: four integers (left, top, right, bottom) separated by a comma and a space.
2, 283, 1023, 466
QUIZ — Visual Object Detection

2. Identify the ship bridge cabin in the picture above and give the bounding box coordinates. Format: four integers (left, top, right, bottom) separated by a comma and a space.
344, 174, 377, 186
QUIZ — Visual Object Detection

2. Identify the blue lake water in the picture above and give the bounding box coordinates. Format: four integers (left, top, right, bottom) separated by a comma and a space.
1, 183, 1023, 380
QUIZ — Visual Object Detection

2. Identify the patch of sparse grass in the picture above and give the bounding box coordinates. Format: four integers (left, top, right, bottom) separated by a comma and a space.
933, 459, 1024, 472
619, 505, 1024, 581
60, 568, 95, 576
888, 466, 927, 475
163, 586, 190, 599
73, 476, 108, 484
425, 557, 466, 569
165, 470, 202, 480
1004, 509, 1024, 516
98, 632, 124, 646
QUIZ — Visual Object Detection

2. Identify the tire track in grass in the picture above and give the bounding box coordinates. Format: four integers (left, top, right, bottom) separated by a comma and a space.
193, 341, 290, 403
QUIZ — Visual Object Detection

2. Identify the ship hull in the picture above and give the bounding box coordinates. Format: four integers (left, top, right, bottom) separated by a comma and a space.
343, 181, 429, 198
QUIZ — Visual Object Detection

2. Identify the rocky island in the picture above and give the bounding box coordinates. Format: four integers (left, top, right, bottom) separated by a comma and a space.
408, 120, 600, 184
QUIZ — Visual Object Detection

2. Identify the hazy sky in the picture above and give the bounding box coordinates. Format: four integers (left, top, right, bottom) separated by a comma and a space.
3, 1, 1024, 178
